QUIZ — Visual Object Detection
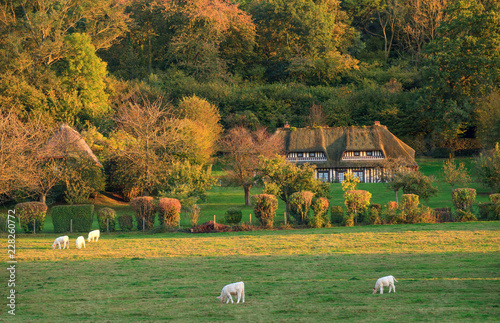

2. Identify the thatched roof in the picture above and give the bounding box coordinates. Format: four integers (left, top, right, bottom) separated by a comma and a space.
38, 124, 102, 167
275, 124, 416, 168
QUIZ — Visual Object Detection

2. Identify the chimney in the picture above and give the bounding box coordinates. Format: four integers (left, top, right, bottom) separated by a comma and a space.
374, 121, 381, 126
284, 121, 290, 129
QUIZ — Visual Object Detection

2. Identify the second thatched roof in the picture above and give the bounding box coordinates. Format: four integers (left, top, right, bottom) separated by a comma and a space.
275, 124, 416, 168
38, 124, 102, 167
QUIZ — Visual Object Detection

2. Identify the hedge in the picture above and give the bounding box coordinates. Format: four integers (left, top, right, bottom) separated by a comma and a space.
51, 204, 95, 233
252, 194, 278, 228
158, 198, 182, 227
118, 214, 134, 232
15, 202, 48, 233
97, 207, 117, 232
224, 208, 243, 224
130, 197, 156, 231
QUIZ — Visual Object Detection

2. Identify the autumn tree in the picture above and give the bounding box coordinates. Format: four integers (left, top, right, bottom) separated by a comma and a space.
442, 156, 471, 189
257, 155, 327, 214
382, 157, 411, 203
474, 143, 500, 193
220, 127, 283, 205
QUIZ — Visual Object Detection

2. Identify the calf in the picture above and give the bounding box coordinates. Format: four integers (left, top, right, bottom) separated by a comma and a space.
373, 275, 398, 294
87, 230, 100, 242
52, 236, 69, 249
217, 282, 245, 304
76, 236, 86, 249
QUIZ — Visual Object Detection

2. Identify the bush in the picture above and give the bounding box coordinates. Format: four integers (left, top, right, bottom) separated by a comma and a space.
14, 202, 48, 233
310, 197, 330, 228
97, 207, 117, 232
400, 194, 419, 212
51, 204, 94, 233
224, 208, 243, 224
452, 188, 476, 211
368, 205, 381, 225
344, 213, 355, 227
405, 206, 436, 224
434, 208, 453, 222
478, 203, 500, 221
130, 197, 157, 231
252, 194, 278, 228
344, 190, 371, 224
490, 193, 500, 204
456, 209, 477, 222
189, 205, 201, 227
289, 191, 315, 225
158, 198, 181, 228
330, 206, 344, 225
0, 213, 6, 232
117, 214, 133, 231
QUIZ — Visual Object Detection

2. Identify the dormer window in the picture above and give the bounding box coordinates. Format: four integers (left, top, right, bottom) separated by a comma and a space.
297, 153, 303, 158
309, 152, 316, 157
354, 151, 360, 156
366, 151, 372, 156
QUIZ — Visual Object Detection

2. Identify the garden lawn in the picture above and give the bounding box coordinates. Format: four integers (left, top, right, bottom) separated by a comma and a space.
1, 222, 499, 322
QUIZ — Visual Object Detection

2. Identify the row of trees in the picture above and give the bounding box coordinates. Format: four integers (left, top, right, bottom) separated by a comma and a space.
1, 0, 499, 153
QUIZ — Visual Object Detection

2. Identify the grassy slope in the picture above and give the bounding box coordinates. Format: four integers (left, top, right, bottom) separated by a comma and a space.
1, 222, 499, 322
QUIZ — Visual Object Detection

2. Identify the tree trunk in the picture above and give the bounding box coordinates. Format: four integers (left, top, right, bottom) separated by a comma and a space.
244, 184, 252, 206
394, 190, 398, 204
40, 194, 46, 204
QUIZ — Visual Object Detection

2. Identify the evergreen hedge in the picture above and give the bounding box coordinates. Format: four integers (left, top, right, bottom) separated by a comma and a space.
97, 207, 117, 232
15, 202, 48, 233
51, 204, 94, 233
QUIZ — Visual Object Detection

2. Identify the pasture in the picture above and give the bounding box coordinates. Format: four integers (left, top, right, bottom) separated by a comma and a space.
1, 222, 499, 321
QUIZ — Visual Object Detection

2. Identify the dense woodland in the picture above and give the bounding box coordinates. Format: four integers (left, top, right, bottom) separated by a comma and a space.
1, 0, 500, 203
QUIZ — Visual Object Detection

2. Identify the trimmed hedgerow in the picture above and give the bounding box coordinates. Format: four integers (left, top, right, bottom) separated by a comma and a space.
158, 198, 181, 228
118, 214, 133, 232
130, 197, 157, 231
252, 194, 278, 228
310, 197, 330, 228
51, 204, 94, 233
224, 208, 243, 224
15, 202, 48, 233
97, 207, 117, 232
330, 206, 344, 225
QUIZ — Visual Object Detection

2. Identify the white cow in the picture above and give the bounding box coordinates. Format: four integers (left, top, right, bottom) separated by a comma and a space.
373, 275, 398, 294
217, 282, 245, 304
76, 236, 86, 249
87, 230, 100, 242
52, 236, 69, 249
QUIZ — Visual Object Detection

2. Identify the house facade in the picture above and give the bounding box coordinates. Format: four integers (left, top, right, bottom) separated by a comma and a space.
276, 122, 417, 183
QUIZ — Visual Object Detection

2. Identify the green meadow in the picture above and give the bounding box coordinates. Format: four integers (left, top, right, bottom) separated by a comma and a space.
1, 157, 499, 321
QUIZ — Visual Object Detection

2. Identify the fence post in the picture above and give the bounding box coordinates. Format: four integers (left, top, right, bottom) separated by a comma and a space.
249, 213, 252, 225
107, 218, 109, 233
214, 215, 216, 223
70, 219, 73, 233
33, 219, 36, 234
18, 215, 21, 230
142, 217, 145, 232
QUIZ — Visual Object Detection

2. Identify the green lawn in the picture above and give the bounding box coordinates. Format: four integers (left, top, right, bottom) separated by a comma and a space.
1, 222, 499, 321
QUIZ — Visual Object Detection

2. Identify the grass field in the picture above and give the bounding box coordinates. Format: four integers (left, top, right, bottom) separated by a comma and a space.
1, 222, 499, 321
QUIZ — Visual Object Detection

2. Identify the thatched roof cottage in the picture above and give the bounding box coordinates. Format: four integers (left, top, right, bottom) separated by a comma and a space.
275, 122, 417, 183
38, 124, 102, 167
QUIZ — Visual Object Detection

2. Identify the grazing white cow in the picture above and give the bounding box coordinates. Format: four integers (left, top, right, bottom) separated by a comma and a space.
373, 275, 398, 294
87, 230, 100, 242
217, 282, 245, 304
75, 236, 86, 249
52, 236, 69, 249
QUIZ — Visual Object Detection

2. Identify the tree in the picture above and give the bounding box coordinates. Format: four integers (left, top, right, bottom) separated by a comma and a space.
257, 155, 325, 213
220, 127, 283, 205
475, 89, 500, 150
382, 157, 411, 203
474, 143, 500, 193
250, 0, 359, 83
442, 156, 471, 189
400, 170, 439, 202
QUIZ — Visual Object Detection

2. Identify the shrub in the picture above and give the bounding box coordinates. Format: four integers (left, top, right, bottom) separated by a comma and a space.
344, 190, 371, 224
189, 205, 201, 227
0, 213, 6, 232
97, 207, 117, 232
51, 204, 94, 233
15, 202, 48, 233
158, 198, 181, 228
344, 213, 355, 227
434, 208, 453, 222
479, 202, 500, 221
383, 203, 401, 224
368, 205, 382, 225
224, 208, 243, 224
456, 209, 477, 222
118, 214, 133, 231
490, 193, 500, 204
310, 197, 330, 228
388, 201, 398, 210
130, 197, 157, 231
330, 206, 344, 225
289, 191, 315, 225
405, 206, 436, 224
452, 188, 476, 211
252, 194, 278, 228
